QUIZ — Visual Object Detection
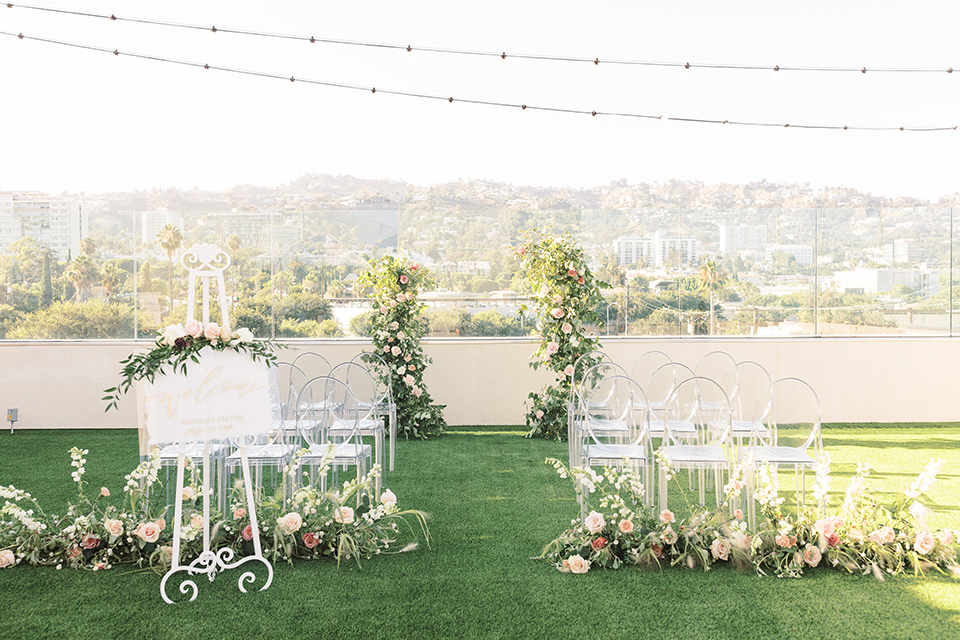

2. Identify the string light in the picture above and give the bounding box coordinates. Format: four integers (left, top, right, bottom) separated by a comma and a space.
4, 2, 958, 76
1, 29, 957, 133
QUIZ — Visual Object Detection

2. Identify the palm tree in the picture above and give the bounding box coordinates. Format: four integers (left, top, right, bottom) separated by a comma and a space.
79, 237, 98, 259
156, 223, 183, 315
697, 260, 726, 335
100, 262, 127, 298
64, 255, 98, 302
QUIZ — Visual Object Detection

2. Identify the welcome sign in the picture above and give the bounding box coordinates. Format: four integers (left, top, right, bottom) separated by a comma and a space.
143, 350, 275, 445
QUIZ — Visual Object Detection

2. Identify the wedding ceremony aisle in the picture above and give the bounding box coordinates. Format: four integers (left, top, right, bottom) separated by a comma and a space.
1, 425, 958, 639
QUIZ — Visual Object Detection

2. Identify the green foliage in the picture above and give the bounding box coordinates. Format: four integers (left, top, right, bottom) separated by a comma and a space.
276, 292, 332, 323
0, 304, 24, 338
466, 309, 529, 337
349, 310, 376, 337
516, 230, 609, 440
357, 255, 446, 439
276, 318, 344, 338
425, 307, 472, 336
6, 300, 138, 339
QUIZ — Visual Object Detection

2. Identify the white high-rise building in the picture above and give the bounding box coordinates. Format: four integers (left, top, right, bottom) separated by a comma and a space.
765, 244, 814, 266
0, 191, 86, 260
719, 224, 767, 254
613, 232, 698, 267
141, 210, 185, 245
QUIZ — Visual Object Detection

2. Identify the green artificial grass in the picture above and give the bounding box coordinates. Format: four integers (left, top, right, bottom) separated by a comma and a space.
1, 426, 959, 640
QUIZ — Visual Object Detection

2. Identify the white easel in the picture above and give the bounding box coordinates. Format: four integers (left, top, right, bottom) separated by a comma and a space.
156, 243, 274, 604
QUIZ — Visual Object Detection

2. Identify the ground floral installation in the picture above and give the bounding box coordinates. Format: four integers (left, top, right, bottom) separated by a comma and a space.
540, 454, 960, 579
0, 446, 428, 571
357, 254, 446, 438
516, 231, 608, 440
102, 319, 280, 411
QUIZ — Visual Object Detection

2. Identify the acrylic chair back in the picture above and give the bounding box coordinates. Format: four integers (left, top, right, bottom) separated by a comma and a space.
694, 350, 738, 383
720, 361, 772, 423
749, 377, 822, 455
329, 362, 379, 421
292, 352, 332, 379
647, 362, 695, 414
296, 376, 361, 447
663, 376, 731, 449
583, 375, 649, 449
630, 350, 672, 387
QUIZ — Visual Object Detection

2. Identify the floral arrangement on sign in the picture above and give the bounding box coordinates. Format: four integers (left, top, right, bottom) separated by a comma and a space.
357, 254, 446, 439
516, 231, 608, 440
540, 454, 960, 579
0, 446, 428, 571
102, 319, 280, 411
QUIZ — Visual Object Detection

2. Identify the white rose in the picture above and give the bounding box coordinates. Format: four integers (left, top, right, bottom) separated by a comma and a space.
334, 506, 355, 525
583, 510, 605, 534
235, 327, 254, 343
379, 489, 397, 508
563, 554, 590, 574
161, 324, 186, 346
0, 549, 15, 568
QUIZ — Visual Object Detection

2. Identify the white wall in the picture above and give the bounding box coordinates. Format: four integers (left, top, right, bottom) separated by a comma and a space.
0, 337, 957, 429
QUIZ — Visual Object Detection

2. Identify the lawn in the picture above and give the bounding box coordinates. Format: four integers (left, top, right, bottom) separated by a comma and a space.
1, 425, 959, 640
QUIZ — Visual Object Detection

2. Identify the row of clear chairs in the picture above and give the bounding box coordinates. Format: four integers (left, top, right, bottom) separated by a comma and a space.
569, 350, 823, 526
153, 350, 397, 512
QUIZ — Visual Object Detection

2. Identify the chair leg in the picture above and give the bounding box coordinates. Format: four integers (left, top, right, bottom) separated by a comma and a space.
659, 468, 668, 513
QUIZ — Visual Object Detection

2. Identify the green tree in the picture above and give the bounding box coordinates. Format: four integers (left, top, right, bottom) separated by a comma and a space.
41, 251, 53, 307
156, 223, 183, 315
64, 255, 99, 302
7, 300, 137, 339
101, 262, 128, 298
79, 237, 98, 258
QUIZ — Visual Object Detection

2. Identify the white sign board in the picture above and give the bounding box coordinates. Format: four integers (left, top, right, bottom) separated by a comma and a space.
143, 350, 275, 445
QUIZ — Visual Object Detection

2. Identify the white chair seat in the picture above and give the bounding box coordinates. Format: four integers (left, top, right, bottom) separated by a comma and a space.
583, 418, 629, 437
650, 418, 697, 438
729, 419, 770, 437
227, 443, 295, 464
745, 444, 816, 467
585, 443, 647, 464
662, 443, 728, 467
330, 417, 384, 434
331, 442, 372, 459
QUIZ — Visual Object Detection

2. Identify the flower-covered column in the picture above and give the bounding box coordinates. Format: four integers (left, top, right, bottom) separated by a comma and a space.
358, 255, 446, 439
517, 231, 607, 440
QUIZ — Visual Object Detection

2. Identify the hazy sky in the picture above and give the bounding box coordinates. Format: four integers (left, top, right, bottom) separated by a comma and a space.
1, 1, 958, 198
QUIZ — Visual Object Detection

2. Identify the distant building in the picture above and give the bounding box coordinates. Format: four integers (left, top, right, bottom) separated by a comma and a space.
355, 197, 398, 249
613, 231, 698, 267
215, 212, 289, 250
719, 224, 767, 254
883, 239, 921, 264
141, 210, 185, 246
766, 244, 814, 266
834, 268, 939, 297
0, 191, 86, 260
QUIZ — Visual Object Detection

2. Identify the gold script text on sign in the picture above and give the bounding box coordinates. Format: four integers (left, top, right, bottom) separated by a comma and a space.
145, 367, 269, 418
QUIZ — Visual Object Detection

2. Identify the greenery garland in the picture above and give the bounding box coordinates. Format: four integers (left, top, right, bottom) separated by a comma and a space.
357, 255, 446, 439
517, 230, 609, 440
102, 320, 280, 412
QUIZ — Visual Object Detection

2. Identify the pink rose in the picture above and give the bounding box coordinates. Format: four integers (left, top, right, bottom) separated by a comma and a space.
389, 321, 400, 330
535, 410, 544, 420
546, 342, 560, 354
940, 530, 955, 546
551, 308, 565, 319
568, 268, 578, 278
563, 364, 574, 377
660, 509, 675, 525
241, 525, 254, 541
561, 323, 573, 334
68, 546, 82, 559
775, 534, 796, 548
190, 514, 204, 528
99, 487, 110, 498
914, 531, 936, 555
814, 516, 841, 537
517, 247, 526, 256
411, 263, 419, 271
81, 533, 101, 550
591, 537, 608, 551
403, 374, 414, 386
583, 511, 605, 534
618, 519, 634, 534
710, 538, 730, 561
396, 293, 406, 302
0, 549, 15, 568
104, 519, 123, 537
412, 387, 422, 397
404, 354, 412, 362
334, 506, 355, 525
233, 508, 246, 519
155, 518, 166, 531
92, 562, 107, 571
563, 554, 590, 574
387, 337, 394, 343
390, 300, 398, 308
203, 322, 221, 341
184, 319, 203, 338
552, 294, 562, 304
137, 522, 160, 544
408, 365, 416, 371
303, 532, 320, 549
278, 512, 303, 534
397, 331, 406, 340
380, 307, 389, 315
869, 526, 895, 544
734, 509, 744, 521
383, 345, 391, 353
578, 276, 585, 284
399, 274, 410, 285
651, 544, 665, 558
803, 544, 822, 567
392, 346, 402, 357
826, 533, 840, 547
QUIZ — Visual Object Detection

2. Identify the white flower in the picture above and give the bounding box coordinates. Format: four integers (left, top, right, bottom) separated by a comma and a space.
160, 323, 186, 346
379, 489, 397, 508
235, 327, 254, 343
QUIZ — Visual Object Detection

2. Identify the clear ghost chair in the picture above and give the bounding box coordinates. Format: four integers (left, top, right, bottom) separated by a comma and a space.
352, 351, 397, 472
328, 362, 385, 495
274, 362, 311, 440
646, 362, 696, 441
295, 376, 371, 497
741, 377, 823, 529
567, 350, 614, 464
658, 377, 732, 512
693, 350, 738, 412
578, 375, 652, 517
569, 362, 629, 468
717, 361, 772, 449
223, 373, 298, 502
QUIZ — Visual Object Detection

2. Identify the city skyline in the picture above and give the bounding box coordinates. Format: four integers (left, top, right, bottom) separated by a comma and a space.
1, 1, 958, 199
